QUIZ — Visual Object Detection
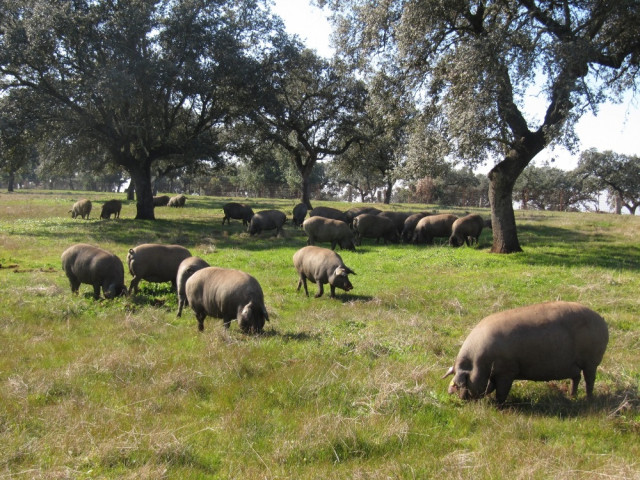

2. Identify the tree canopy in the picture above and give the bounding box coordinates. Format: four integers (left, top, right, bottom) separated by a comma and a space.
0, 0, 280, 218
322, 0, 640, 251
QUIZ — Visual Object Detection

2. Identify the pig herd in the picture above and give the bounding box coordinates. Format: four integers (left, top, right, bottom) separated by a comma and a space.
60, 199, 609, 405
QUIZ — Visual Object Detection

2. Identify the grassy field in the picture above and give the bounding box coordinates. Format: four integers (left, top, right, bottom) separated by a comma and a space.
0, 190, 639, 479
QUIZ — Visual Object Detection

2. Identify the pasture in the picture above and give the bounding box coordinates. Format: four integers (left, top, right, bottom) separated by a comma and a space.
0, 190, 639, 479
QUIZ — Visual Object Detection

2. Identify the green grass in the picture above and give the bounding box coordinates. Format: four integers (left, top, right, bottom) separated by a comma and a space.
0, 190, 639, 478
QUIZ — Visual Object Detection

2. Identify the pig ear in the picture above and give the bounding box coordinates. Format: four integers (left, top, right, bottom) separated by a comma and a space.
262, 304, 269, 322
442, 366, 455, 379
345, 267, 356, 275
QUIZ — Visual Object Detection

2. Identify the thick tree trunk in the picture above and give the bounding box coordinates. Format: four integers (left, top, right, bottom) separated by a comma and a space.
300, 171, 313, 210
7, 171, 15, 192
127, 182, 135, 200
488, 158, 530, 253
384, 178, 392, 204
129, 164, 155, 220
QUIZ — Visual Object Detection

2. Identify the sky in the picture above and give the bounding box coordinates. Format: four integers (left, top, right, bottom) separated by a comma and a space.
271, 0, 640, 173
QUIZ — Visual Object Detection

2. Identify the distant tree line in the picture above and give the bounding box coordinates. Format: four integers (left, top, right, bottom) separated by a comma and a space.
1, 1, 638, 251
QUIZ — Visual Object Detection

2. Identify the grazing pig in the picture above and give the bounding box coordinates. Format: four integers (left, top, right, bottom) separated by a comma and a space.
293, 246, 356, 298
61, 243, 127, 299
344, 206, 382, 227
302, 216, 356, 251
185, 267, 269, 333
127, 243, 192, 294
222, 202, 254, 226
100, 199, 122, 219
377, 211, 411, 236
176, 256, 210, 317
70, 199, 92, 219
292, 203, 309, 227
308, 206, 349, 224
352, 213, 399, 245
402, 212, 429, 242
153, 195, 170, 207
449, 214, 487, 247
248, 209, 287, 236
168, 194, 186, 207
413, 214, 458, 244
443, 301, 609, 404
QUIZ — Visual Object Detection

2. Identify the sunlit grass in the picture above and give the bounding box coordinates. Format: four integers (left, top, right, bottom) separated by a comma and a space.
0, 190, 639, 478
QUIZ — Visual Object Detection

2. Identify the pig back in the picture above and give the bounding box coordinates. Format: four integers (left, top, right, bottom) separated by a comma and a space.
464, 302, 608, 381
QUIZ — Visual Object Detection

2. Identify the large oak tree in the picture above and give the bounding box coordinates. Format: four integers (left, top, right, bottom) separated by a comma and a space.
322, 0, 640, 252
247, 39, 367, 209
0, 0, 277, 219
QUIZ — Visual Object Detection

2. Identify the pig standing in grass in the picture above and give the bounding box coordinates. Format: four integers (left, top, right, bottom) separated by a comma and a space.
153, 195, 170, 207
401, 212, 429, 242
176, 256, 210, 317
248, 209, 287, 236
443, 301, 609, 405
344, 206, 382, 227
222, 202, 254, 226
168, 194, 186, 207
302, 216, 356, 251
293, 246, 355, 298
185, 267, 269, 333
61, 243, 127, 299
70, 199, 92, 219
413, 214, 457, 244
292, 203, 308, 227
100, 199, 122, 219
449, 214, 486, 247
352, 213, 399, 245
127, 243, 192, 294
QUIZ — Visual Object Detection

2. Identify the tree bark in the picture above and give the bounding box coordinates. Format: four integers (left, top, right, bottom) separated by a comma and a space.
300, 171, 313, 210
384, 178, 392, 204
129, 164, 155, 220
488, 155, 532, 253
7, 171, 15, 192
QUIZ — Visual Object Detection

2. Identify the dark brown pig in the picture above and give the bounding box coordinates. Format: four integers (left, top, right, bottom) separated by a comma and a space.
185, 267, 269, 333
352, 213, 399, 245
449, 214, 487, 247
302, 216, 356, 251
100, 199, 122, 219
247, 209, 287, 236
61, 243, 127, 299
344, 206, 382, 227
222, 202, 254, 226
377, 211, 411, 236
401, 212, 429, 242
292, 203, 308, 227
293, 246, 355, 298
413, 214, 457, 244
443, 301, 609, 404
127, 243, 192, 294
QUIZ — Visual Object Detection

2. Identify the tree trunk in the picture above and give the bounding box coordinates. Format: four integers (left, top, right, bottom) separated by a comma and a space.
384, 178, 392, 204
300, 171, 313, 210
615, 194, 622, 214
488, 158, 529, 253
127, 182, 135, 200
129, 164, 155, 220
7, 171, 15, 192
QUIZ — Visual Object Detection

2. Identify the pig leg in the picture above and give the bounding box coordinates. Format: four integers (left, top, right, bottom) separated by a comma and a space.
195, 311, 206, 332
582, 365, 598, 397
93, 284, 101, 300
493, 375, 514, 404
297, 275, 309, 297
315, 283, 324, 298
329, 285, 336, 298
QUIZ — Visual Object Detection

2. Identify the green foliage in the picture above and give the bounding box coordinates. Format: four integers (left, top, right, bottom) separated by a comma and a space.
0, 191, 639, 478
578, 149, 640, 214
